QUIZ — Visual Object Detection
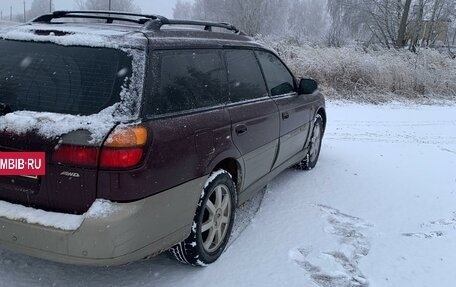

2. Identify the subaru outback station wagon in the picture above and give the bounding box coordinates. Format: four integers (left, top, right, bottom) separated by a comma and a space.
0, 11, 326, 266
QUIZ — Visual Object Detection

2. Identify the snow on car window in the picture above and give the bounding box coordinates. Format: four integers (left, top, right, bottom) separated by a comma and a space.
0, 36, 146, 143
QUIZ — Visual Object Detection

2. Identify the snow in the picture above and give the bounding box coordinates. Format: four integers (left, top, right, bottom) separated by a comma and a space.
0, 105, 119, 144
0, 101, 455, 287
0, 24, 145, 49
85, 200, 121, 219
0, 199, 121, 231
0, 48, 146, 143
0, 23, 148, 143
203, 169, 230, 190
114, 49, 146, 119
0, 200, 83, 231
0, 22, 18, 30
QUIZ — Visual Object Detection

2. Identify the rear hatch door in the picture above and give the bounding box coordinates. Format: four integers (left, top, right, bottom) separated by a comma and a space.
0, 39, 136, 214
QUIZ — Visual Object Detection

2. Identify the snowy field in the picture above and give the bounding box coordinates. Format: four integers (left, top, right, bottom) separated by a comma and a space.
0, 101, 455, 287
0, 21, 18, 28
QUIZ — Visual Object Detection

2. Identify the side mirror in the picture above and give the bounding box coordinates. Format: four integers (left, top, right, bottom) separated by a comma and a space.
298, 79, 318, 94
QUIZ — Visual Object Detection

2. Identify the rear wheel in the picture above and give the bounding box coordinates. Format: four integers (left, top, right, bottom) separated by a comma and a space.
169, 170, 236, 266
296, 114, 324, 170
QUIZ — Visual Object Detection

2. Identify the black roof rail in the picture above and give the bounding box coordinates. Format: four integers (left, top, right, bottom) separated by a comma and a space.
30, 10, 245, 35
32, 10, 167, 25
144, 19, 245, 35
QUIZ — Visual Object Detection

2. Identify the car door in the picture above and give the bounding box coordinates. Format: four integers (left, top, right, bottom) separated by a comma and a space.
255, 50, 313, 169
224, 49, 280, 189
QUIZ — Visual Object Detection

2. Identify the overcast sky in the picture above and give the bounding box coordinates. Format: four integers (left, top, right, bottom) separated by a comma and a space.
0, 0, 180, 20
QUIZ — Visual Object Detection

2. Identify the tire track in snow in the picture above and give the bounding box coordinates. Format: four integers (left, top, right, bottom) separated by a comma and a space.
291, 205, 372, 287
440, 148, 456, 155
226, 187, 266, 248
402, 231, 445, 239
402, 212, 456, 240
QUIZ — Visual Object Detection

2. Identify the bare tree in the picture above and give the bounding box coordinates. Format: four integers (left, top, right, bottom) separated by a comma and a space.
396, 0, 412, 47
288, 0, 329, 44
409, 0, 425, 51
172, 0, 453, 49
28, 0, 54, 20
173, 0, 327, 39
173, 0, 194, 19
75, 0, 140, 12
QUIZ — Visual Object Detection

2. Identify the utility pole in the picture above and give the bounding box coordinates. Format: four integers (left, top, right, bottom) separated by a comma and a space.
23, 0, 26, 22
50, 0, 52, 13
1, 11, 2, 21
109, 0, 112, 11
10, 6, 12, 21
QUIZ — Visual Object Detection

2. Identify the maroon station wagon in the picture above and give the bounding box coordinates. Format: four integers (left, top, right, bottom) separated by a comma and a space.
0, 11, 326, 266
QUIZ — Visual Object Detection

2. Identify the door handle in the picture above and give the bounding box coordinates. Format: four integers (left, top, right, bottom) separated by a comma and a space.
235, 125, 248, 135
282, 112, 290, 120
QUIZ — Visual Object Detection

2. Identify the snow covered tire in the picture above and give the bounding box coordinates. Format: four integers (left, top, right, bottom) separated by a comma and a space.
296, 114, 324, 170
169, 169, 236, 266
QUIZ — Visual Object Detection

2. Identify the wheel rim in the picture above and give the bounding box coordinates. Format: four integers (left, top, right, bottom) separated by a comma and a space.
309, 122, 322, 162
201, 184, 232, 253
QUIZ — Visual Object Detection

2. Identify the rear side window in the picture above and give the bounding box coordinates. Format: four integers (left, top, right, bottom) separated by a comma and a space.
256, 51, 296, 96
149, 50, 225, 115
224, 50, 268, 103
0, 40, 131, 116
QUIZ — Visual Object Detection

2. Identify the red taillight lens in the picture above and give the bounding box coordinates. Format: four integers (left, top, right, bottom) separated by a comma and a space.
100, 148, 144, 169
100, 126, 148, 169
52, 145, 99, 167
52, 126, 148, 169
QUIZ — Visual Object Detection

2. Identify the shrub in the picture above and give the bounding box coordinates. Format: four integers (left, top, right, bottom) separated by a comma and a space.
260, 38, 456, 103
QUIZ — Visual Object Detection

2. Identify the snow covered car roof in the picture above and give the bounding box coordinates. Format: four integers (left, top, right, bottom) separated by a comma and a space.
0, 23, 148, 49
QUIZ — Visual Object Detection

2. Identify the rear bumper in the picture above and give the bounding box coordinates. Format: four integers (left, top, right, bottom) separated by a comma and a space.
0, 176, 206, 266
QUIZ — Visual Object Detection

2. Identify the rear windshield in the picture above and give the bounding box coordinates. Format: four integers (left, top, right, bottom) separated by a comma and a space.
0, 40, 132, 116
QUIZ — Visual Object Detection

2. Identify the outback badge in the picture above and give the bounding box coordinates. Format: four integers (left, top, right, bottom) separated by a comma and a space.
60, 171, 81, 178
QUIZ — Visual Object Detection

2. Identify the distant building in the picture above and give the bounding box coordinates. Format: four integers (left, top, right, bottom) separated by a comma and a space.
407, 18, 451, 45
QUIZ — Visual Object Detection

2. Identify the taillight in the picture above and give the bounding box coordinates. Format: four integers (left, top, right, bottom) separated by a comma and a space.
100, 148, 144, 168
52, 145, 99, 167
100, 126, 148, 169
52, 126, 148, 169
103, 126, 147, 148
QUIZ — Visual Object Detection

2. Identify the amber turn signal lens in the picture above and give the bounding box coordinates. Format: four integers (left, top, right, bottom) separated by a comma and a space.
104, 126, 148, 148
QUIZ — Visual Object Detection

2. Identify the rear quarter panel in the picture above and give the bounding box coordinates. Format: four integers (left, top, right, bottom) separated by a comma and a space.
97, 108, 239, 201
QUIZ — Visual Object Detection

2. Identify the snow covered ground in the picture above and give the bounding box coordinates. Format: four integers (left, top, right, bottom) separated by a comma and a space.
0, 21, 18, 29
0, 101, 455, 287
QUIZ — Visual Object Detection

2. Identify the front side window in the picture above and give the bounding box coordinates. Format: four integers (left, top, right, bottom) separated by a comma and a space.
224, 50, 268, 103
150, 50, 225, 115
256, 51, 296, 97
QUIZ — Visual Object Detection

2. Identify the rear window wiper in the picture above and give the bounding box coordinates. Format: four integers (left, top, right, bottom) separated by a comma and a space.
0, 103, 12, 116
